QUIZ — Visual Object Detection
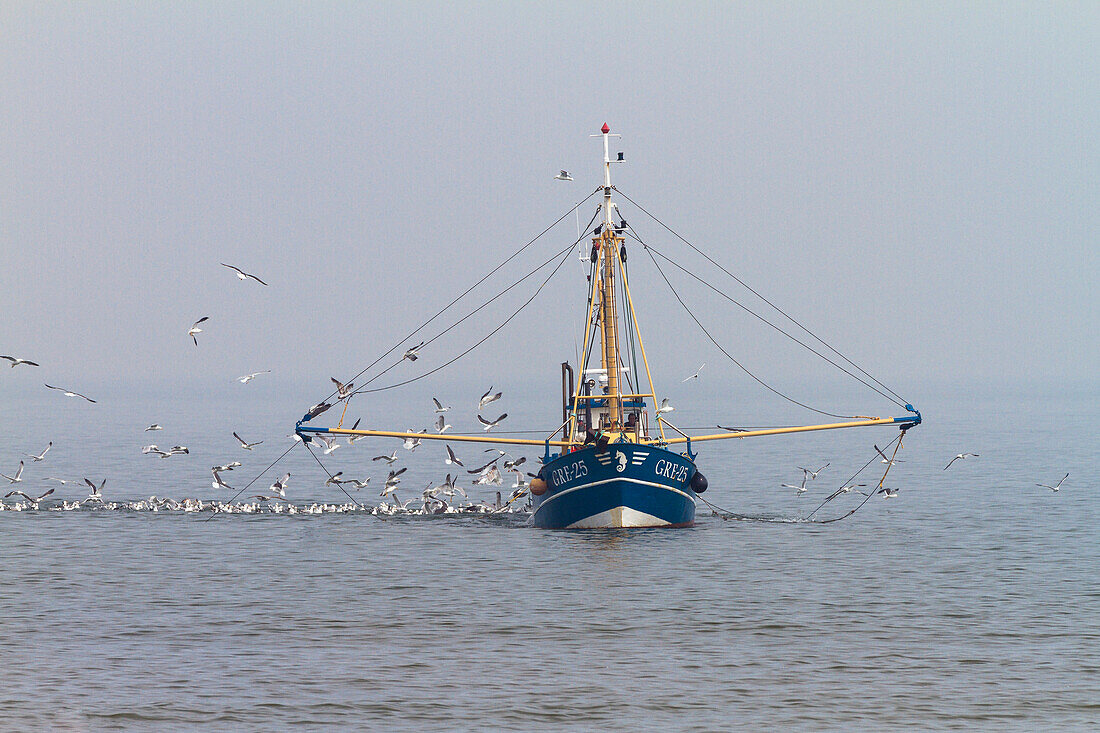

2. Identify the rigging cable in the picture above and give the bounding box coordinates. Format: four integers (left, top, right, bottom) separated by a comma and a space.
640, 242, 906, 409
352, 242, 579, 395
345, 206, 603, 400
614, 187, 910, 407
315, 187, 602, 405
637, 230, 857, 420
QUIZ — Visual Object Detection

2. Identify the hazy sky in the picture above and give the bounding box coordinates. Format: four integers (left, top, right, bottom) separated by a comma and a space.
2, 3, 1096, 416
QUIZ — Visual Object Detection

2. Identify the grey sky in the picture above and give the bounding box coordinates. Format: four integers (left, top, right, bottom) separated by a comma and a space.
2, 3, 1096, 414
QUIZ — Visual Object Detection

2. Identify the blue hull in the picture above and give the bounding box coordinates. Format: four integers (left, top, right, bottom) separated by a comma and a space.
532, 442, 697, 529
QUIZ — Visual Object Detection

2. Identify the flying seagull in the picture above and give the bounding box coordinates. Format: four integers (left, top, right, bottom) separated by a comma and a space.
5, 488, 54, 504
306, 402, 332, 419
435, 414, 452, 434
145, 424, 163, 431
1, 461, 24, 484
233, 432, 263, 450
188, 316, 209, 346
44, 384, 96, 403
681, 363, 705, 383
269, 472, 290, 498
403, 341, 425, 361
554, 170, 573, 181
237, 371, 270, 384
330, 377, 355, 400
873, 445, 905, 466
1037, 473, 1069, 492
944, 453, 980, 470
314, 434, 340, 455
433, 397, 451, 413
83, 478, 106, 501
479, 386, 502, 410
220, 263, 268, 286
478, 413, 508, 432
798, 463, 830, 481
781, 477, 807, 496
656, 398, 674, 414
372, 451, 398, 464
23, 442, 52, 462
1, 355, 39, 368
878, 488, 900, 498
445, 445, 464, 467
211, 469, 234, 491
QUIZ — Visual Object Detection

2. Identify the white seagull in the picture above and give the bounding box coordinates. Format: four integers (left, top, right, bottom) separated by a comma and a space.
1, 461, 24, 484
372, 451, 398, 464
554, 170, 573, 181
874, 445, 905, 466
5, 488, 53, 505
433, 397, 451, 413
84, 478, 106, 501
220, 262, 268, 286
1, 355, 39, 368
23, 442, 52, 462
270, 472, 290, 498
44, 383, 96, 403
1037, 473, 1069, 492
681, 363, 705, 383
944, 453, 980, 470
445, 445, 464, 467
237, 371, 270, 384
330, 377, 354, 400
479, 386, 502, 410
188, 317, 209, 346
781, 479, 807, 496
435, 414, 452, 434
478, 413, 508, 432
878, 488, 900, 498
233, 432, 264, 450
403, 341, 425, 361
656, 398, 674, 414
145, 424, 163, 431
314, 434, 340, 456
211, 469, 234, 491
799, 463, 830, 481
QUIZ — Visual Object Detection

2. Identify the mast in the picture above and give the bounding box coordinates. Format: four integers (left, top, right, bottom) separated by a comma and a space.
597, 123, 621, 429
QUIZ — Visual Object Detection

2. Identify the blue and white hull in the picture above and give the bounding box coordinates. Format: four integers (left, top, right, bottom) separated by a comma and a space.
532, 443, 697, 529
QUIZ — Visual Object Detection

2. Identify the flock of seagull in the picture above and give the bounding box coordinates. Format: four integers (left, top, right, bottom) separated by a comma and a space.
0, 258, 1077, 516
2, 257, 539, 516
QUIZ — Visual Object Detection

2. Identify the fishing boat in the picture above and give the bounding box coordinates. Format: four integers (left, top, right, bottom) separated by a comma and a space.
295, 123, 921, 528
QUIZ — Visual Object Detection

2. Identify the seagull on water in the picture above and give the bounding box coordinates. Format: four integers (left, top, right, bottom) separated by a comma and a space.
554, 170, 573, 181
237, 371, 270, 384
479, 387, 502, 410
681, 363, 705, 383
478, 413, 508, 432
188, 317, 209, 346
403, 341, 425, 361
435, 414, 452, 434
44, 384, 96, 403
233, 431, 264, 450
445, 444, 464, 467
1037, 473, 1069, 492
944, 453, 980, 470
145, 424, 163, 431
220, 263, 268, 286
23, 442, 52, 462
1, 355, 39, 368
656, 398, 674, 414
433, 397, 451, 413
1, 461, 24, 484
